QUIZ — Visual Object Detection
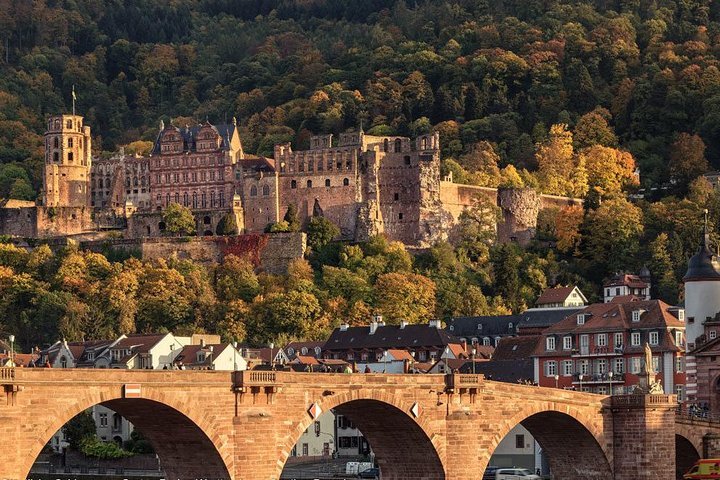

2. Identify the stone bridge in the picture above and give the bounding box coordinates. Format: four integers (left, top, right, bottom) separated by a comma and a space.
0, 367, 700, 480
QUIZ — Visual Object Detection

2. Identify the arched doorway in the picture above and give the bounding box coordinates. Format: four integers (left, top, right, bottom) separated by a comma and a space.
486, 410, 612, 480
281, 399, 444, 479
30, 399, 231, 480
676, 434, 700, 480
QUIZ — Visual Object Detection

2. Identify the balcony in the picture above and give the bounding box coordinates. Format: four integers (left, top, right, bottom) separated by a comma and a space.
572, 372, 625, 384
571, 346, 624, 358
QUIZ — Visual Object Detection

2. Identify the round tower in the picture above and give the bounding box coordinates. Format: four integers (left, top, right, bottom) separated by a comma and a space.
683, 212, 720, 401
43, 114, 92, 207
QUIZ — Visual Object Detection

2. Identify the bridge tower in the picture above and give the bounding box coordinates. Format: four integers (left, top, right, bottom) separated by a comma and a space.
43, 114, 92, 207
683, 212, 720, 402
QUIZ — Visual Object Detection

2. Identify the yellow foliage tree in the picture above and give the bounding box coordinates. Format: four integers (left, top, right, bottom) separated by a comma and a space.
555, 205, 585, 254
536, 124, 575, 196
581, 145, 637, 199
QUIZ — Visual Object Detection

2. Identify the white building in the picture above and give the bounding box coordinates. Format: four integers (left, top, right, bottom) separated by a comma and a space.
603, 270, 651, 303
37, 340, 77, 368
172, 341, 246, 370
490, 424, 542, 472
291, 411, 336, 458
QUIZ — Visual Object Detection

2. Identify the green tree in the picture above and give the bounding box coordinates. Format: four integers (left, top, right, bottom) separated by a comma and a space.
162, 203, 195, 236
306, 216, 340, 251
584, 198, 644, 274
669, 133, 708, 192
216, 213, 238, 236
63, 411, 97, 450
283, 204, 301, 232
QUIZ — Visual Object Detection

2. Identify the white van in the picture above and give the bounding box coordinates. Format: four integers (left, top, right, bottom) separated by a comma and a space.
495, 468, 541, 480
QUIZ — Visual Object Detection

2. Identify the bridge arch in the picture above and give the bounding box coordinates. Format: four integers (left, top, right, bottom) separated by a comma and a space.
486, 401, 613, 479
676, 432, 701, 480
20, 385, 233, 480
278, 387, 445, 479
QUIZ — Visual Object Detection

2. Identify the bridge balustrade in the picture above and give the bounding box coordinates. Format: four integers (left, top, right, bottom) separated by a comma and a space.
0, 367, 15, 381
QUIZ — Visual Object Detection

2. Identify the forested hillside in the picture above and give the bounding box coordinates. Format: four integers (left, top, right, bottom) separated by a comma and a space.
2, 1, 720, 346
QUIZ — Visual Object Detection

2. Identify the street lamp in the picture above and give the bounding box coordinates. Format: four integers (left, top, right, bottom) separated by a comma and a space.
233, 341, 238, 371
383, 350, 388, 373
554, 374, 559, 389
608, 370, 614, 396
269, 342, 274, 369
579, 373, 584, 392
471, 347, 476, 375
8, 335, 14, 367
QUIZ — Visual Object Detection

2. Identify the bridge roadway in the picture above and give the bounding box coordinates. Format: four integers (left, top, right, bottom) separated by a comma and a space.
0, 367, 710, 480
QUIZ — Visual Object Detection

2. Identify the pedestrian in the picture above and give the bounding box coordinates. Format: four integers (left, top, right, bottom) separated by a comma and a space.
364, 365, 371, 373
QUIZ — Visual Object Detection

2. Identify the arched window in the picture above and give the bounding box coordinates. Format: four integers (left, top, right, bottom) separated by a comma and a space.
395, 138, 402, 152
262, 185, 270, 196
133, 177, 139, 187
325, 179, 331, 187
483, 337, 490, 346
60, 356, 67, 368
175, 193, 180, 204
422, 137, 428, 149
383, 139, 389, 152
183, 193, 189, 206
343, 178, 349, 186
250, 185, 257, 197
125, 178, 131, 187
159, 221, 166, 231
307, 180, 312, 188
192, 192, 198, 208
291, 180, 297, 189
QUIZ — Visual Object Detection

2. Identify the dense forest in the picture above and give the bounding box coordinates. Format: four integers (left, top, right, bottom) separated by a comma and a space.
2, 0, 720, 347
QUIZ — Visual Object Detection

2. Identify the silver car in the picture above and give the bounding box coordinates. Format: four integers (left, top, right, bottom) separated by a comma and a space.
495, 468, 541, 480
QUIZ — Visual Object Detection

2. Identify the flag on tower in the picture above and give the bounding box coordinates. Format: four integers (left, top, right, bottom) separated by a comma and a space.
72, 85, 76, 116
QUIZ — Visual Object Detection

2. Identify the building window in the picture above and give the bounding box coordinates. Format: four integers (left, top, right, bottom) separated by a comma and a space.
649, 331, 659, 345
562, 360, 573, 376
307, 180, 312, 188
613, 357, 624, 374
325, 179, 331, 187
99, 413, 108, 427
596, 334, 607, 347
291, 180, 297, 189
250, 185, 257, 197
676, 357, 684, 373
596, 359, 607, 374
630, 357, 641, 374
53, 152, 59, 162
577, 314, 585, 325
68, 152, 74, 162
675, 331, 684, 347
404, 155, 411, 165
482, 337, 490, 346
614, 332, 623, 348
631, 332, 641, 346
711, 330, 718, 340
302, 444, 308, 456
563, 336, 572, 350
652, 356, 660, 372
546, 337, 556, 351
676, 385, 685, 402
578, 359, 589, 375
678, 310, 685, 321
394, 193, 399, 201
544, 360, 557, 377
632, 310, 641, 322
515, 434, 524, 449
343, 178, 349, 186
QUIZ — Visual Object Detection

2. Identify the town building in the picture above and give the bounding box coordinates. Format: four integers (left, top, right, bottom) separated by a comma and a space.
535, 286, 587, 308
37, 340, 77, 368
290, 411, 336, 458
603, 269, 651, 303
284, 341, 324, 361
532, 298, 686, 397
322, 318, 465, 364
172, 341, 245, 371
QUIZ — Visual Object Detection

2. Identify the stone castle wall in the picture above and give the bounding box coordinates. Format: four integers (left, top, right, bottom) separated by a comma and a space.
0, 205, 93, 238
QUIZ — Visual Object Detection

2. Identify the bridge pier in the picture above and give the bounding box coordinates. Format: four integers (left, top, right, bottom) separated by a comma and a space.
609, 394, 677, 480
703, 433, 720, 458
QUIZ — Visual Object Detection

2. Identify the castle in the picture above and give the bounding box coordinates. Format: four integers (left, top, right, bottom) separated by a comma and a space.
0, 112, 581, 246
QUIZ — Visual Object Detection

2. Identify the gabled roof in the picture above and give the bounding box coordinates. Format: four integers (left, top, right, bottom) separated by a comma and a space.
604, 273, 649, 289
536, 286, 586, 305
239, 156, 276, 172
323, 324, 462, 351
112, 334, 168, 355
173, 343, 231, 367
386, 349, 414, 361
152, 123, 238, 155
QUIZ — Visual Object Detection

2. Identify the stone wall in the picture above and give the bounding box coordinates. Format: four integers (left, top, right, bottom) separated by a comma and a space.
80, 231, 306, 274
0, 205, 93, 238
126, 209, 239, 238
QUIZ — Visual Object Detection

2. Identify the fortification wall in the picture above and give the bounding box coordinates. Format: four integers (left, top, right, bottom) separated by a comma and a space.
126, 210, 236, 238
0, 206, 93, 238
80, 232, 306, 274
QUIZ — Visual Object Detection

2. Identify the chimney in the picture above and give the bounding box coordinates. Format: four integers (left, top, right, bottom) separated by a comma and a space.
340, 324, 349, 331
400, 320, 408, 329
429, 320, 440, 329
369, 321, 378, 335
200, 339, 206, 348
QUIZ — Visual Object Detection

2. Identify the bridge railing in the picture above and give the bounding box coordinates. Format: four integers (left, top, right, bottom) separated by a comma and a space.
233, 370, 284, 387
445, 373, 483, 392
677, 405, 720, 423
0, 367, 15, 381
611, 394, 675, 407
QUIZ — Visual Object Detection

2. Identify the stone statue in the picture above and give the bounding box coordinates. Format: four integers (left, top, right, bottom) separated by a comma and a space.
649, 379, 664, 394
159, 119, 165, 131
644, 342, 655, 375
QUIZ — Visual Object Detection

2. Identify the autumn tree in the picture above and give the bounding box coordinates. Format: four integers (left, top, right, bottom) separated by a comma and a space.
306, 216, 340, 251
582, 145, 637, 200
573, 108, 618, 149
555, 205, 585, 254
162, 203, 195, 236
374, 272, 436, 324
669, 133, 708, 191
584, 198, 644, 274
536, 124, 576, 196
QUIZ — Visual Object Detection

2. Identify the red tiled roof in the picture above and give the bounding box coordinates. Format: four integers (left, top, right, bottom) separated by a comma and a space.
292, 355, 320, 365
173, 344, 229, 367
536, 286, 575, 305
604, 274, 648, 289
387, 349, 414, 361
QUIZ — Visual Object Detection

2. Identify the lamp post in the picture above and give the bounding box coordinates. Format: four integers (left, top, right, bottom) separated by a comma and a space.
608, 370, 614, 396
233, 341, 238, 371
8, 334, 14, 367
269, 342, 274, 369
554, 374, 559, 389
579, 373, 584, 392
471, 347, 476, 375
383, 350, 388, 373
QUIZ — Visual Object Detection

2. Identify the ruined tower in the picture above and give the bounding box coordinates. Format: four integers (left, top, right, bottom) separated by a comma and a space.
43, 114, 92, 207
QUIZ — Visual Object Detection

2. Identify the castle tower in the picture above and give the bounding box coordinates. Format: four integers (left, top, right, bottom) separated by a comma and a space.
43, 114, 92, 207
683, 211, 720, 401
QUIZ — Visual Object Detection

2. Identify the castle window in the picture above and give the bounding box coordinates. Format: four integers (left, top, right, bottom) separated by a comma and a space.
291, 180, 297, 189
346, 160, 352, 170
210, 191, 216, 207
67, 120, 73, 129
395, 138, 402, 152
219, 192, 224, 207
325, 179, 331, 187
404, 156, 411, 165
54, 138, 59, 148
299, 162, 305, 172
343, 178, 349, 186
175, 193, 180, 204
394, 193, 399, 201
166, 193, 171, 205
204, 216, 211, 225
398, 213, 403, 220
53, 152, 59, 162
250, 185, 257, 197
307, 180, 312, 188
183, 193, 189, 207
201, 192, 206, 208
159, 222, 166, 231
68, 152, 74, 162
383, 139, 389, 152
68, 138, 73, 148
308, 160, 314, 172
263, 185, 270, 196
193, 193, 198, 208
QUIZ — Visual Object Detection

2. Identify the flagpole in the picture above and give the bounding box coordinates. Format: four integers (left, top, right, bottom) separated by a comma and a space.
72, 85, 76, 116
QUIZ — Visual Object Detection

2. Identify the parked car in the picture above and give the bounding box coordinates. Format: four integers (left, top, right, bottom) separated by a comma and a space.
684, 459, 720, 479
357, 467, 380, 479
495, 468, 541, 480
483, 466, 500, 479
